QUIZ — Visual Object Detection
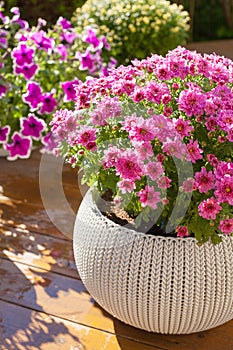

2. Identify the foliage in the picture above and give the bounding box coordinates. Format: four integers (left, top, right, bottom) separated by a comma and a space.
171, 0, 233, 41
0, 2, 115, 159
72, 0, 190, 64
51, 46, 233, 244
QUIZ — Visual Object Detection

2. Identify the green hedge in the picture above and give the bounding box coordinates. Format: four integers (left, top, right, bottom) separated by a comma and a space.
171, 0, 233, 41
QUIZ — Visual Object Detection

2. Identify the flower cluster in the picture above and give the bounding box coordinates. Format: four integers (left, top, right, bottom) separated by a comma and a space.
0, 3, 115, 160
51, 46, 233, 244
72, 0, 190, 64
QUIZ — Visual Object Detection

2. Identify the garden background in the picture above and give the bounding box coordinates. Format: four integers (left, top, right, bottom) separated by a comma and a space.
5, 0, 233, 42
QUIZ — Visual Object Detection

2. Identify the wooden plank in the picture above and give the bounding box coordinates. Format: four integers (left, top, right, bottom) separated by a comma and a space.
0, 149, 82, 238
0, 224, 79, 279
0, 300, 162, 350
1, 257, 233, 349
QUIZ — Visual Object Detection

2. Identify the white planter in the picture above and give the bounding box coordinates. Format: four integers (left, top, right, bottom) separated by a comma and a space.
73, 189, 233, 334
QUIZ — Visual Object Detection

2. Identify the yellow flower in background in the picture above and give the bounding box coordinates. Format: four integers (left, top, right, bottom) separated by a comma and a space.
72, 0, 190, 64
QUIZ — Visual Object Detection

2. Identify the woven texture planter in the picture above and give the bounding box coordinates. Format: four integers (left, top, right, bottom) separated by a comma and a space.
73, 189, 233, 334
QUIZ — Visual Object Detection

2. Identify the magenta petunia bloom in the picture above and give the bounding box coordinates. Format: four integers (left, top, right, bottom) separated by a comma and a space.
15, 63, 38, 80
0, 29, 8, 48
84, 29, 101, 48
60, 30, 77, 44
39, 92, 57, 114
61, 79, 80, 102
31, 30, 54, 52
41, 132, 59, 153
78, 50, 94, 71
56, 16, 72, 29
20, 114, 46, 140
0, 125, 10, 143
23, 82, 43, 109
12, 44, 34, 66
0, 84, 7, 97
56, 44, 68, 60
5, 132, 32, 160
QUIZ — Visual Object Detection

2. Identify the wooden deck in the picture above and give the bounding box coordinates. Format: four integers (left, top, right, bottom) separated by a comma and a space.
0, 149, 233, 350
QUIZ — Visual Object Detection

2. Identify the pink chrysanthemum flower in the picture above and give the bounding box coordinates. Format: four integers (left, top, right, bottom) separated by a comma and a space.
76, 126, 96, 147
117, 179, 136, 194
215, 177, 233, 205
181, 178, 195, 192
198, 197, 222, 220
174, 118, 194, 138
176, 225, 189, 237
218, 218, 233, 235
137, 185, 161, 210
186, 140, 203, 163
144, 161, 164, 181
157, 176, 171, 189
178, 84, 206, 117
194, 168, 215, 193
115, 150, 143, 181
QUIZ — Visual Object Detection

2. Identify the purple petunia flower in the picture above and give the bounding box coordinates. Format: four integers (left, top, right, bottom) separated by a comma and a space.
39, 92, 57, 114
60, 30, 77, 44
14, 63, 38, 80
77, 50, 94, 71
84, 29, 101, 48
61, 79, 80, 102
5, 132, 32, 160
56, 16, 72, 29
56, 44, 68, 60
0, 29, 8, 48
0, 84, 7, 98
102, 36, 111, 51
31, 30, 54, 52
41, 131, 59, 153
20, 114, 46, 140
23, 82, 43, 109
12, 44, 34, 66
0, 126, 10, 143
